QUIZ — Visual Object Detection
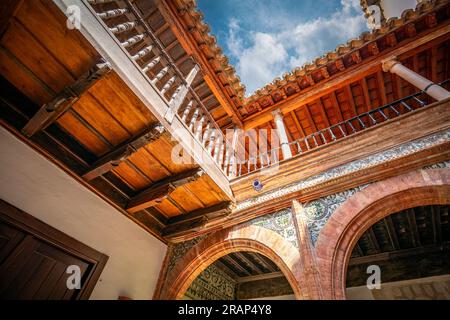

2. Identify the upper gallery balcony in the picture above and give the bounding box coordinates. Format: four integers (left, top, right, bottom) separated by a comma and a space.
0, 0, 237, 242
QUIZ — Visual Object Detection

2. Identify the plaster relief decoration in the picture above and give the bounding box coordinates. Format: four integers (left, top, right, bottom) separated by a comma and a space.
235, 131, 450, 212
184, 264, 236, 300
167, 234, 208, 272
244, 208, 298, 248
304, 185, 369, 246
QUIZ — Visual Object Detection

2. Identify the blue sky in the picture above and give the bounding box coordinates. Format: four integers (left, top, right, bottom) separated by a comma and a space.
197, 0, 369, 95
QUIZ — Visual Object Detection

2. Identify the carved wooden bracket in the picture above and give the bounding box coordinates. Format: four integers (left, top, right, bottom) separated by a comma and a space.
22, 59, 112, 137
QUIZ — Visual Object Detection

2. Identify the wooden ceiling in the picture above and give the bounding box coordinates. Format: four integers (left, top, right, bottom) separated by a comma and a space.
347, 205, 450, 287
0, 0, 231, 242
212, 251, 295, 299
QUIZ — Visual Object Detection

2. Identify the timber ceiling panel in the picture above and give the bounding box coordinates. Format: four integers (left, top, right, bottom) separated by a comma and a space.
347, 205, 450, 287
215, 251, 282, 279
0, 0, 231, 241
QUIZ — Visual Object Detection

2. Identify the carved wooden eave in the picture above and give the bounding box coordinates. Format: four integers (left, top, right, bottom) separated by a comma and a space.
242, 0, 449, 123
161, 0, 245, 126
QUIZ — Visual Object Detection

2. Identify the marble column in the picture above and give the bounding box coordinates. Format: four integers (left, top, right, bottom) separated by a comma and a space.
382, 57, 450, 101
272, 109, 292, 160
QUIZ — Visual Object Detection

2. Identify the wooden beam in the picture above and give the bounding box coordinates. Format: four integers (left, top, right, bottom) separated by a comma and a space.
367, 227, 381, 253
162, 202, 231, 238
377, 70, 388, 105
243, 23, 450, 130
360, 77, 372, 112
430, 46, 438, 83
253, 253, 278, 273
407, 208, 422, 247
304, 105, 317, 132
201, 92, 215, 104
383, 215, 400, 250
345, 85, 358, 117
22, 59, 111, 137
430, 206, 442, 244
222, 255, 252, 276
234, 252, 265, 274
237, 271, 284, 283
166, 201, 232, 225
0, 0, 23, 36
154, 22, 169, 36
330, 92, 344, 122
214, 260, 239, 280
126, 168, 204, 213
349, 242, 450, 266
317, 98, 331, 127
82, 123, 166, 181
290, 111, 305, 138
354, 243, 365, 257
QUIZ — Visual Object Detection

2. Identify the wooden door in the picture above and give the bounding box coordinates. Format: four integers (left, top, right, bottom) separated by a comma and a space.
0, 200, 108, 300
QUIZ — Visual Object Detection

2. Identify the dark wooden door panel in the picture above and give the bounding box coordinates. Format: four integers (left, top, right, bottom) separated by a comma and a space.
0, 200, 108, 300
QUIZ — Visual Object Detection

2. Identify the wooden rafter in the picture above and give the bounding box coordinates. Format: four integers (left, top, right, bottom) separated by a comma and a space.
367, 227, 381, 253
126, 168, 204, 213
430, 46, 438, 83
166, 201, 231, 225
360, 77, 372, 112
154, 22, 169, 36
383, 215, 400, 250
430, 206, 442, 244
407, 208, 422, 247
354, 243, 365, 257
345, 85, 358, 117
376, 70, 388, 106
304, 104, 317, 132
317, 98, 331, 128
290, 111, 305, 138
234, 252, 265, 274
222, 255, 252, 276
237, 271, 284, 283
82, 123, 166, 181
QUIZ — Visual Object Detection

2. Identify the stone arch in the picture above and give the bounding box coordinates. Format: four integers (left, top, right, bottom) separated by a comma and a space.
160, 225, 304, 300
315, 168, 450, 299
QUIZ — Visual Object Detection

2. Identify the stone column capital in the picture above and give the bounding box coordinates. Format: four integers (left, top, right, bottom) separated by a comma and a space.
382, 56, 401, 72
271, 108, 283, 119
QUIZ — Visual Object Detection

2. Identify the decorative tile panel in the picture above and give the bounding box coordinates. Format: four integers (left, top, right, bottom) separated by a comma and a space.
304, 185, 369, 246
244, 208, 298, 248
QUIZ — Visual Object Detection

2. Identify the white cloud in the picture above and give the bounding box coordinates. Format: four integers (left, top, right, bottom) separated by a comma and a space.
225, 0, 367, 95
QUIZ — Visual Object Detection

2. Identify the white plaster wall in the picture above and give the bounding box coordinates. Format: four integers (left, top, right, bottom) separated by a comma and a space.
0, 127, 167, 300
380, 0, 418, 19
